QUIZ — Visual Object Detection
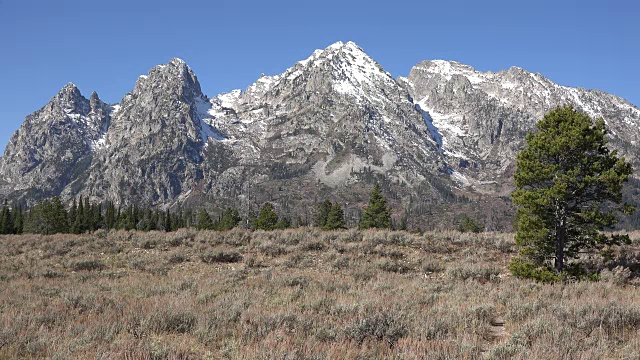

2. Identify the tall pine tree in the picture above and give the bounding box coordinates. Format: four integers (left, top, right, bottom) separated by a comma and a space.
197, 209, 214, 230
324, 203, 345, 230
254, 203, 279, 230
0, 200, 13, 234
359, 184, 392, 229
511, 106, 634, 279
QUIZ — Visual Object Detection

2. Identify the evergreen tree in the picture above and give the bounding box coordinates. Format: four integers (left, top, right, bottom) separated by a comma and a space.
0, 200, 13, 234
83, 196, 91, 231
276, 216, 291, 230
24, 197, 69, 235
197, 209, 214, 230
359, 184, 392, 229
184, 209, 194, 228
323, 203, 345, 230
69, 199, 80, 234
511, 106, 634, 279
152, 209, 161, 231
164, 209, 172, 232
314, 200, 332, 228
254, 203, 279, 230
175, 208, 185, 229
217, 208, 241, 231
457, 215, 483, 233
49, 197, 69, 234
141, 209, 154, 231
105, 201, 116, 230
92, 203, 103, 230
77, 197, 85, 233
398, 215, 408, 231
13, 203, 23, 234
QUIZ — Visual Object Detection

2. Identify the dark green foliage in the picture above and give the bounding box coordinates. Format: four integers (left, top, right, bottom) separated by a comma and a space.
83, 197, 91, 231
323, 203, 345, 230
12, 203, 23, 234
24, 197, 68, 235
164, 209, 172, 232
91, 203, 103, 231
76, 197, 85, 233
0, 200, 14, 234
196, 210, 214, 230
314, 200, 332, 228
508, 257, 559, 283
276, 216, 291, 230
511, 106, 634, 277
397, 215, 408, 231
15, 196, 238, 235
69, 199, 79, 234
104, 201, 117, 230
254, 203, 279, 231
216, 208, 241, 231
141, 209, 155, 231
457, 215, 483, 233
359, 184, 392, 229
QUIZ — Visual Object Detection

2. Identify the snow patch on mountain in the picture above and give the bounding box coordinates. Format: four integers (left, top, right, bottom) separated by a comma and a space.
194, 97, 225, 145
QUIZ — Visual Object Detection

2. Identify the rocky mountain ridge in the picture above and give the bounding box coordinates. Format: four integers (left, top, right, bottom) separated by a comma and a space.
1, 41, 639, 229
401, 60, 640, 194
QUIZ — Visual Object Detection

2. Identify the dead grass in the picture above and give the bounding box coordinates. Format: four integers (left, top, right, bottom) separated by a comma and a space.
0, 228, 639, 359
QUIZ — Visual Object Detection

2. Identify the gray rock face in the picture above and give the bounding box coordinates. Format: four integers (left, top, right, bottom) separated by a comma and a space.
402, 60, 640, 194
78, 58, 220, 205
0, 83, 109, 202
199, 41, 449, 213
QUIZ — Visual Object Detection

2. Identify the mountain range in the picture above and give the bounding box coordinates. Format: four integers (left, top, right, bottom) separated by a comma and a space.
2, 41, 639, 229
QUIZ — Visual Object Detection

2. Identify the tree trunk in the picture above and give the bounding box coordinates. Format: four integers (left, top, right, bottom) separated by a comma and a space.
555, 206, 567, 274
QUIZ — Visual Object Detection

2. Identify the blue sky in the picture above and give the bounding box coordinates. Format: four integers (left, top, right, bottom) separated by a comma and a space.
0, 0, 638, 153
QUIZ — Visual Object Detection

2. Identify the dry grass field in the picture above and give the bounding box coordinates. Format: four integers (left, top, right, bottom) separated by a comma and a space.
1, 228, 640, 359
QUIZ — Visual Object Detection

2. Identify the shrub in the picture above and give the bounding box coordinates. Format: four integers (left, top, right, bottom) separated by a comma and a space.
457, 215, 483, 233
200, 251, 243, 264
167, 253, 188, 264
149, 310, 197, 334
378, 260, 411, 274
446, 264, 500, 281
344, 310, 408, 346
71, 260, 105, 272
509, 257, 559, 283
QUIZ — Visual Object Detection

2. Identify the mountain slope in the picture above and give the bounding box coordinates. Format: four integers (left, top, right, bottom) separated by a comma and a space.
0, 84, 110, 200
187, 41, 453, 215
77, 58, 222, 205
402, 60, 640, 194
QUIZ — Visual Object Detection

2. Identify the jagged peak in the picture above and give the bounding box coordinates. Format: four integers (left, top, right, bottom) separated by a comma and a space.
132, 57, 203, 100
169, 57, 186, 66
53, 82, 85, 107
415, 60, 479, 76
149, 57, 194, 76
323, 40, 362, 52
237, 40, 393, 103
62, 82, 78, 90
57, 82, 81, 97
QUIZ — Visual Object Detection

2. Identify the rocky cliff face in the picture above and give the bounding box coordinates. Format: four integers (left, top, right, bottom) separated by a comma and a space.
402, 60, 640, 194
1, 41, 639, 228
75, 58, 222, 205
0, 83, 110, 200
198, 41, 450, 214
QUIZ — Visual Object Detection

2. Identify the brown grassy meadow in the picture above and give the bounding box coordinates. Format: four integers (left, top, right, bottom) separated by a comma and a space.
1, 228, 640, 359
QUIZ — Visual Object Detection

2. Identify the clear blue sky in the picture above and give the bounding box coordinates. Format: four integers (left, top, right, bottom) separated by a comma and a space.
0, 0, 638, 153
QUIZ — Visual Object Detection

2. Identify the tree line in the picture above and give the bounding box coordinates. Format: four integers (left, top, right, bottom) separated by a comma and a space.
0, 184, 394, 235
